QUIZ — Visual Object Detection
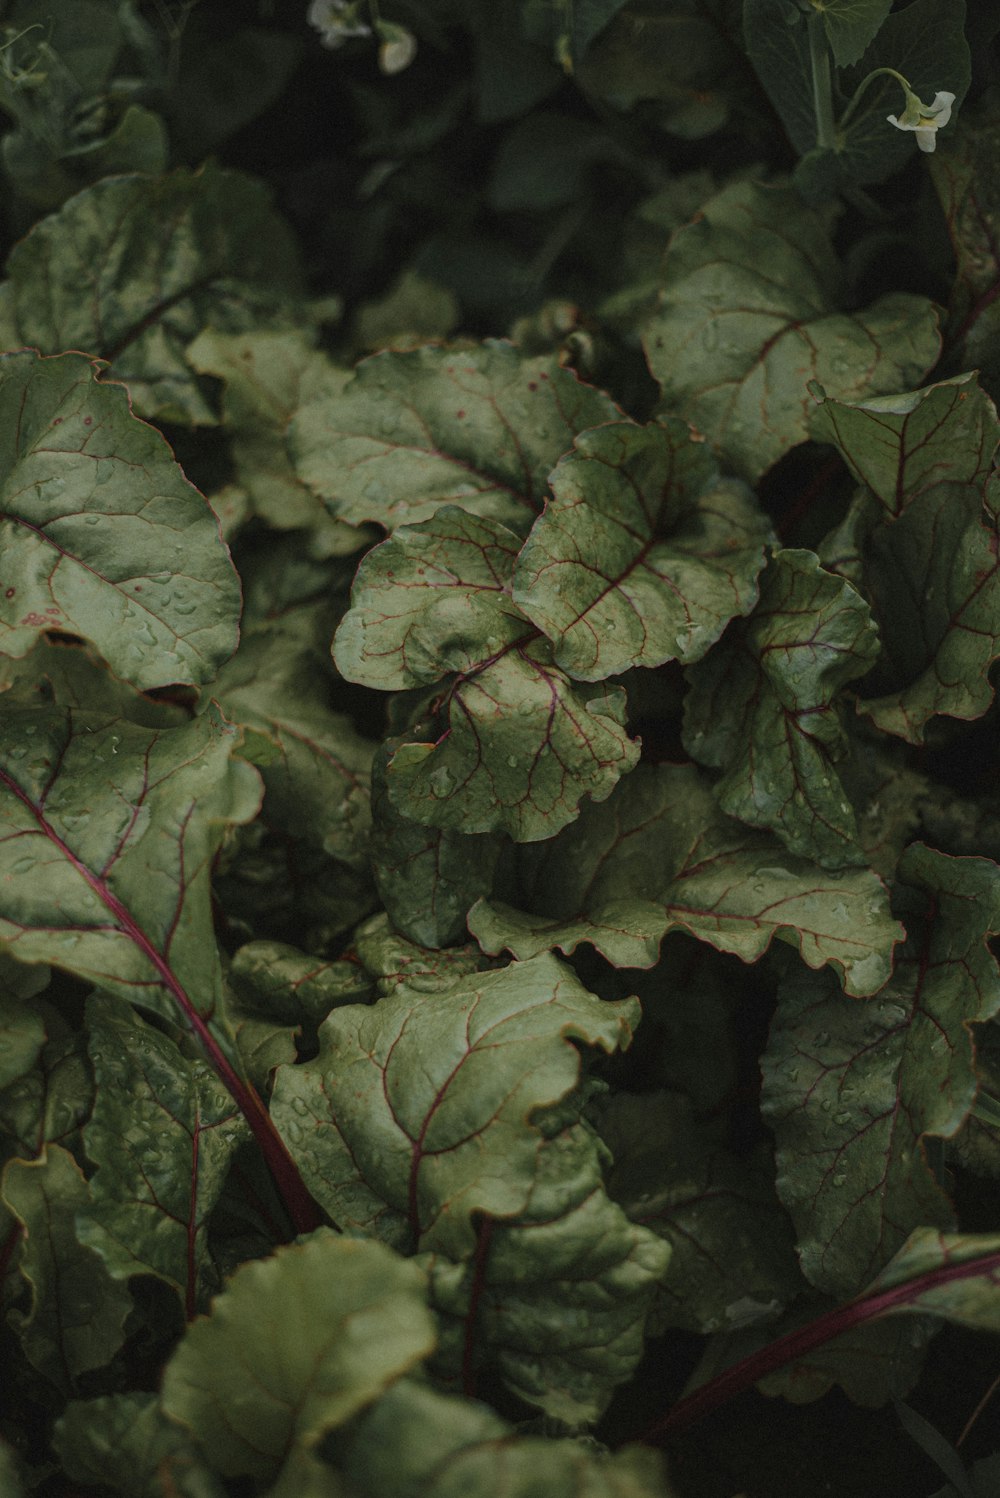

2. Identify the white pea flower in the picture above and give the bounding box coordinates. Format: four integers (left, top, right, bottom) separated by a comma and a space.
376, 21, 417, 75
307, 0, 372, 48
886, 90, 956, 153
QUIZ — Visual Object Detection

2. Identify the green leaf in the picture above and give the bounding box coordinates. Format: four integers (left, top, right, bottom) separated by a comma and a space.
4, 164, 303, 424
185, 328, 366, 558
643, 181, 941, 480
77, 994, 248, 1313
160, 1231, 436, 1483
290, 341, 621, 533
0, 1005, 92, 1163
270, 953, 641, 1258
931, 1454, 1000, 1498
742, 0, 815, 157
863, 1226, 1000, 1332
815, 0, 894, 67
520, 0, 632, 67
0, 703, 260, 1027
0, 350, 240, 690
930, 105, 1000, 397
0, 982, 45, 1091
683, 548, 880, 867
762, 844, 1000, 1297
809, 373, 999, 518
512, 420, 772, 679
596, 1091, 801, 1335
1, 1144, 132, 1390
55, 1393, 225, 1498
469, 763, 902, 996
353, 910, 490, 997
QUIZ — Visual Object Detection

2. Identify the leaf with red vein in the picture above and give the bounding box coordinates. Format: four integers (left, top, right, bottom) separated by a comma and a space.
290, 340, 621, 533
930, 113, 1000, 393
810, 373, 999, 519
683, 548, 880, 868
762, 843, 1000, 1299
5, 165, 303, 425
512, 420, 772, 680
469, 763, 902, 996
77, 994, 248, 1318
0, 351, 240, 690
643, 181, 941, 482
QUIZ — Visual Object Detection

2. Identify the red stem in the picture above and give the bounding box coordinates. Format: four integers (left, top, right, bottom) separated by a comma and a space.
461, 1216, 495, 1399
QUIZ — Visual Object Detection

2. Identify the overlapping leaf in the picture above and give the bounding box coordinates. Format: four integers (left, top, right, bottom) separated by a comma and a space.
77, 995, 248, 1314
3, 164, 303, 423
290, 341, 620, 532
469, 763, 902, 996
0, 351, 240, 689
55, 1393, 224, 1498
863, 1227, 1000, 1332
512, 419, 771, 679
762, 844, 1000, 1298
643, 181, 941, 480
809, 373, 999, 518
683, 548, 880, 867
930, 106, 1000, 397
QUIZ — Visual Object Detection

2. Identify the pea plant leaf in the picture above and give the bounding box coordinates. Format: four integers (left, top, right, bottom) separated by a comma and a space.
289, 341, 621, 533
469, 763, 902, 997
0, 351, 240, 690
511, 419, 772, 680
333, 507, 641, 841
683, 548, 881, 867
761, 844, 1000, 1298
643, 180, 941, 481
76, 994, 249, 1318
809, 373, 999, 519
3, 163, 303, 424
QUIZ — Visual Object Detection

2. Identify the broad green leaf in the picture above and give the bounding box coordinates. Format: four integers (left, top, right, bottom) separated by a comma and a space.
863, 1226, 1000, 1332
270, 953, 641, 1258
852, 475, 1000, 742
814, 0, 893, 67
0, 1006, 92, 1162
742, 0, 814, 158
185, 328, 366, 557
728, 1309, 931, 1407
0, 637, 190, 729
427, 1108, 669, 1425
930, 105, 1000, 397
809, 373, 999, 518
160, 1231, 436, 1482
353, 269, 460, 351
0, 704, 260, 1028
290, 341, 621, 533
1, 1144, 132, 1390
643, 181, 941, 481
512, 420, 771, 679
55, 1393, 225, 1498
209, 600, 375, 869
0, 351, 240, 689
683, 549, 880, 867
762, 844, 1000, 1297
4, 164, 303, 424
0, 984, 45, 1092
77, 995, 248, 1312
596, 1091, 801, 1335
339, 1378, 676, 1498
469, 763, 902, 996
370, 740, 505, 948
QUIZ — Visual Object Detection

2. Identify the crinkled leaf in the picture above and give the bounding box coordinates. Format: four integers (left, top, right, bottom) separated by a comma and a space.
0, 704, 260, 1028
160, 1231, 436, 1482
512, 419, 771, 679
4, 164, 303, 424
0, 350, 240, 689
210, 600, 375, 869
596, 1091, 801, 1336
0, 1007, 92, 1162
77, 994, 248, 1312
809, 373, 999, 519
55, 1392, 225, 1498
1, 1143, 132, 1390
290, 341, 620, 533
426, 1107, 670, 1424
762, 844, 1000, 1298
643, 181, 941, 481
352, 910, 490, 997
370, 739, 505, 949
683, 549, 880, 867
852, 476, 1000, 742
469, 763, 902, 996
270, 953, 641, 1258
185, 327, 366, 557
930, 106, 1000, 397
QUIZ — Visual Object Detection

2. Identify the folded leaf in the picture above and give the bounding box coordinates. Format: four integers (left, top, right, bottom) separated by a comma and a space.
4, 164, 303, 423
0, 351, 240, 689
683, 549, 880, 867
469, 763, 902, 996
513, 420, 771, 679
290, 341, 620, 532
762, 843, 1000, 1297
160, 1231, 436, 1482
643, 181, 940, 480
